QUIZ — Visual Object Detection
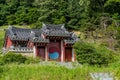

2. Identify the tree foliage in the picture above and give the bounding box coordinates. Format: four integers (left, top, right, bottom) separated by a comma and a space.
0, 0, 119, 31
74, 41, 114, 65
0, 0, 38, 25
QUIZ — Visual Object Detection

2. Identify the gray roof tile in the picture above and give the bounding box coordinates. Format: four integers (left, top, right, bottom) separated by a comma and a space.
6, 24, 78, 44
41, 23, 70, 37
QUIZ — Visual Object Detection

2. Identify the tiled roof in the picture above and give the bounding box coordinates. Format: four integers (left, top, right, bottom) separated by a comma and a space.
64, 40, 76, 44
6, 24, 78, 44
6, 26, 48, 43
64, 32, 79, 44
44, 24, 64, 30
41, 23, 70, 37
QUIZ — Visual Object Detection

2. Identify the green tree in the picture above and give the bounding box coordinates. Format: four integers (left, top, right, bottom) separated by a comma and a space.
74, 41, 114, 65
34, 0, 83, 29
104, 0, 120, 14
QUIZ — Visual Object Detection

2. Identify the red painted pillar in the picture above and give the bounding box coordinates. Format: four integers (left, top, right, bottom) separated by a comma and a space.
74, 51, 76, 61
61, 40, 64, 62
45, 46, 48, 61
6, 37, 12, 48
72, 48, 75, 62
33, 46, 36, 57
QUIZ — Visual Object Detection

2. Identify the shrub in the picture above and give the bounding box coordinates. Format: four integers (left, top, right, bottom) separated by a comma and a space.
1, 52, 41, 64
74, 42, 114, 65
2, 52, 27, 64
0, 56, 4, 65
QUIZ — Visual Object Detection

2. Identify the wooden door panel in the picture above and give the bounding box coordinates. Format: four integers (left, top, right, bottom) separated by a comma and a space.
65, 47, 72, 62
48, 41, 61, 61
37, 47, 45, 60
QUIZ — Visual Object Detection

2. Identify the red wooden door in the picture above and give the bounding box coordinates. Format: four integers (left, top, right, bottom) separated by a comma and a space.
65, 47, 72, 62
48, 41, 61, 61
37, 47, 45, 60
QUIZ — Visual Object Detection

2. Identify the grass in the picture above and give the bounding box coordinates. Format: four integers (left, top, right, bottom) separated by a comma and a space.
0, 25, 30, 29
0, 29, 5, 49
0, 63, 120, 80
0, 64, 85, 80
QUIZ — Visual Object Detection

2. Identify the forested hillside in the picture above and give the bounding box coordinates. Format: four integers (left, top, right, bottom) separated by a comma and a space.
0, 0, 119, 29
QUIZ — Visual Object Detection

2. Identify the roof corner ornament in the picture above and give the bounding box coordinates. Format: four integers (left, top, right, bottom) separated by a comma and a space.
72, 33, 79, 41
31, 31, 35, 34
30, 31, 35, 37
42, 22, 46, 27
8, 25, 12, 29
42, 22, 47, 30
61, 24, 65, 29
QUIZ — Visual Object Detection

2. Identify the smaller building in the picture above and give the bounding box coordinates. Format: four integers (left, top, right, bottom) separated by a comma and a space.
3, 24, 78, 62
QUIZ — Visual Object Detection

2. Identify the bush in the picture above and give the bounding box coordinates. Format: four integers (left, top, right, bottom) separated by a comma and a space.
74, 42, 114, 65
0, 56, 4, 65
0, 52, 41, 64
2, 52, 27, 64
